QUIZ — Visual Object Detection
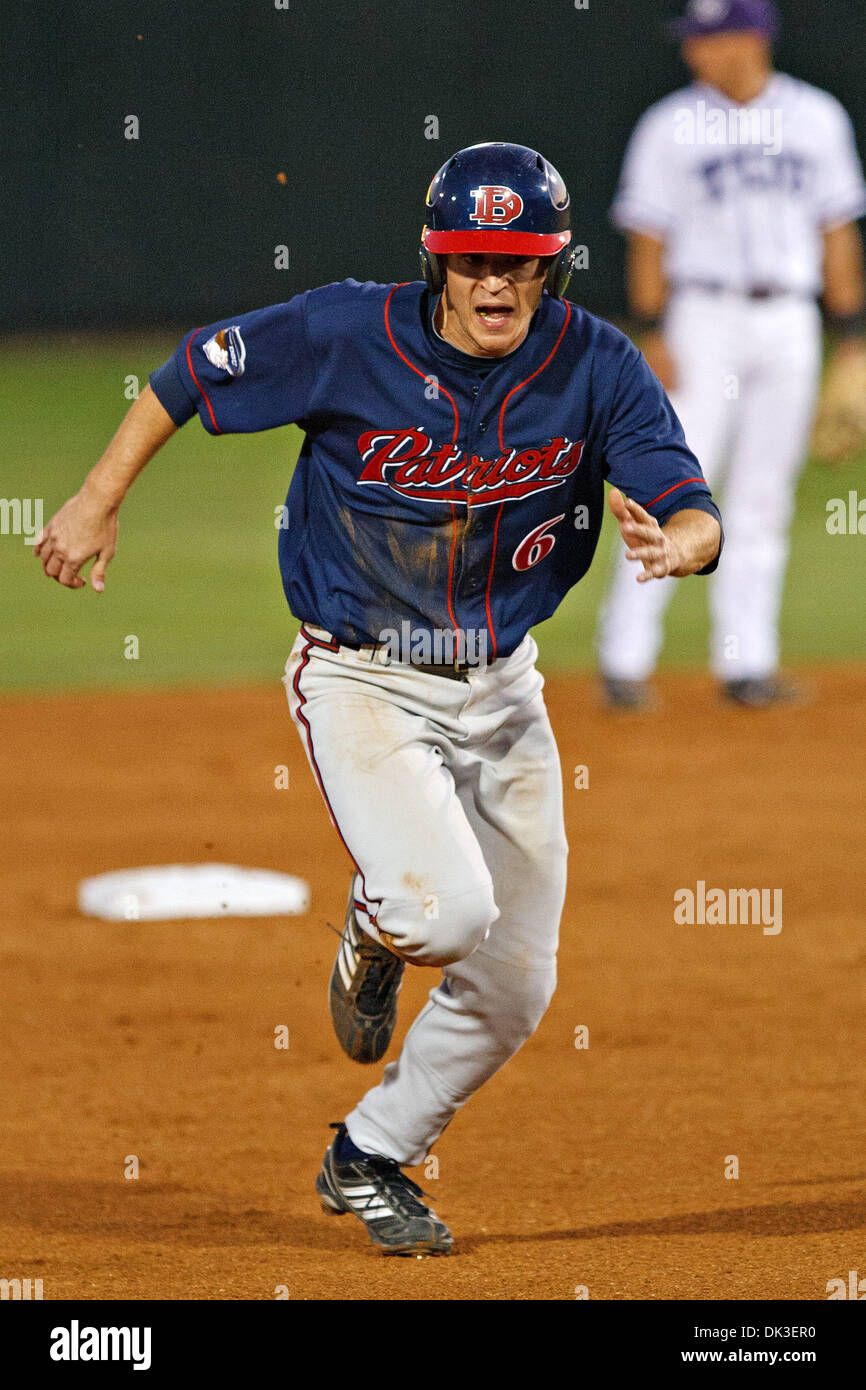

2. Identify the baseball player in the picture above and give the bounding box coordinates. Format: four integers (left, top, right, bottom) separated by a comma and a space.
597, 0, 866, 709
35, 142, 722, 1256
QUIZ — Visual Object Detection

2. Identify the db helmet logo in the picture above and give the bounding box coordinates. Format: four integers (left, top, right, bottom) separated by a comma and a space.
469, 185, 524, 226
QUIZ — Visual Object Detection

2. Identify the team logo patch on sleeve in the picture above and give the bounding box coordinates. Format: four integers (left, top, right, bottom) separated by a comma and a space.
202, 326, 246, 377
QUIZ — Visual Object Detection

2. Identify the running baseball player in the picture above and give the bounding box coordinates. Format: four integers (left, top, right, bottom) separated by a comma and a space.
597, 0, 866, 709
35, 142, 722, 1256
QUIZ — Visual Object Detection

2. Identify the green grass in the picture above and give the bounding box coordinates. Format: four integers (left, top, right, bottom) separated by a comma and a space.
2, 336, 864, 690
539, 446, 866, 671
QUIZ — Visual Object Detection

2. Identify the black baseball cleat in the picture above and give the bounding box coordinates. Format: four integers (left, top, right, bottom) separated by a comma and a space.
329, 878, 404, 1064
722, 676, 802, 708
601, 675, 654, 711
316, 1123, 453, 1256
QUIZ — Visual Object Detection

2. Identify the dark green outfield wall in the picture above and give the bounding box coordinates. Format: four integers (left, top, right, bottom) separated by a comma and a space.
5, 0, 865, 329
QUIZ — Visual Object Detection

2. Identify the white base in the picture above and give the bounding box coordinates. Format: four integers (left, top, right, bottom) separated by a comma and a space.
77, 863, 311, 922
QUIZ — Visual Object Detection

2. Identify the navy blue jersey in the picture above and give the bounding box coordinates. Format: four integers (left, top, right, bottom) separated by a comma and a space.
150, 280, 721, 658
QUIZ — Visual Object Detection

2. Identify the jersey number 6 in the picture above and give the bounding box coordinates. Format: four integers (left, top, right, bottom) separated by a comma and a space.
512, 513, 566, 571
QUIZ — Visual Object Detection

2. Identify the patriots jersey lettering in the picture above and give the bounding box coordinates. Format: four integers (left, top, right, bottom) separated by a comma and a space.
150, 278, 721, 659
356, 429, 585, 505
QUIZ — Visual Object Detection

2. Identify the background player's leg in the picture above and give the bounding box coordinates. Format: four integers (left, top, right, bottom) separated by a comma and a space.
347, 640, 568, 1165
709, 300, 822, 680
597, 290, 738, 681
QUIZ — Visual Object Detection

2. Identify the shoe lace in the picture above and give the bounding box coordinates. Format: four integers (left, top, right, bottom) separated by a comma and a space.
354, 936, 403, 1015
361, 1155, 432, 1218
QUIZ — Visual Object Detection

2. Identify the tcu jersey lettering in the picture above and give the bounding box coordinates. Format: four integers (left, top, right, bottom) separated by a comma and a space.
698, 149, 809, 199
150, 278, 719, 659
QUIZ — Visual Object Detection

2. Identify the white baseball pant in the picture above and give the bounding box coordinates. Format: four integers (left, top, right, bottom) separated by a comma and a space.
284, 625, 568, 1166
597, 288, 822, 681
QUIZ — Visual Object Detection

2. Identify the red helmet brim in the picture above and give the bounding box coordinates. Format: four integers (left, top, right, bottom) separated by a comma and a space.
423, 228, 571, 256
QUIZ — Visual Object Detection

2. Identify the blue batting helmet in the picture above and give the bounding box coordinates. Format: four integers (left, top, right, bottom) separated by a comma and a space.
420, 142, 576, 299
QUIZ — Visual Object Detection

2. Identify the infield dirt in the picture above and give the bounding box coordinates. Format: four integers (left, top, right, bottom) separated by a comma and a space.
2, 669, 864, 1300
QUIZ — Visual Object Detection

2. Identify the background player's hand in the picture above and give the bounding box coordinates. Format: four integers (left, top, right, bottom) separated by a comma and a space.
609, 488, 681, 583
34, 486, 118, 591
641, 330, 677, 393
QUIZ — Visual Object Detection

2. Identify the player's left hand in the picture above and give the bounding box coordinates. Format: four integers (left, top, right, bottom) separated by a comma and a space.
609, 487, 681, 583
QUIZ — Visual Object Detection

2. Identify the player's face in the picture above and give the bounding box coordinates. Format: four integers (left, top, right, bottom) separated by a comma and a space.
681, 32, 771, 91
439, 253, 548, 357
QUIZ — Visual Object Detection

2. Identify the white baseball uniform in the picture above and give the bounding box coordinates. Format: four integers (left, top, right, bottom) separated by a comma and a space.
284, 625, 567, 1165
597, 73, 866, 681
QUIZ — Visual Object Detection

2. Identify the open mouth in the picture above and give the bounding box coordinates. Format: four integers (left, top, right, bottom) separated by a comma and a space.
474, 303, 514, 328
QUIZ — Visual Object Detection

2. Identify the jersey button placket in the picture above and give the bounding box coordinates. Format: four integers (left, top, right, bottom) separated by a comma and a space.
462, 380, 492, 602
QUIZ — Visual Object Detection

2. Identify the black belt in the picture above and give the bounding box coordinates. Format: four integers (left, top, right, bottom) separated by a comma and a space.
338, 635, 474, 682
412, 662, 471, 682
675, 280, 810, 301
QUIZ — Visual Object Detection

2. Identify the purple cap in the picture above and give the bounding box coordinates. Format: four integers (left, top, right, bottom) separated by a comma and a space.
669, 0, 780, 40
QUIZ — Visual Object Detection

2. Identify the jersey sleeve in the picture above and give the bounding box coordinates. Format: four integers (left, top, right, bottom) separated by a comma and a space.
610, 107, 679, 238
149, 295, 316, 436
811, 100, 866, 230
602, 343, 723, 572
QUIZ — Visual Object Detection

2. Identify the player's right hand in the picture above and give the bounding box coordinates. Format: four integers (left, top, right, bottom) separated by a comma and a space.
641, 331, 677, 393
34, 487, 118, 592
